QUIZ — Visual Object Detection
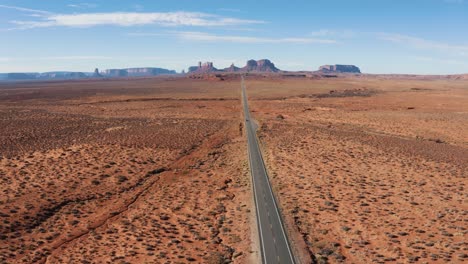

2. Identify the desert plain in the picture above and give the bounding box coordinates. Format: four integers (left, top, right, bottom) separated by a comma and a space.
0, 74, 466, 264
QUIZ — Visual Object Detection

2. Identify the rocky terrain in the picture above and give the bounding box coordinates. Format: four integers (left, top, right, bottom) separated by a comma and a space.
0, 72, 89, 81
92, 68, 103, 78
0, 67, 177, 81
225, 64, 241, 73
104, 67, 177, 77
188, 59, 280, 74
246, 75, 467, 263
188, 62, 219, 74
0, 77, 255, 264
1, 74, 466, 264
242, 59, 279, 72
319, 65, 361, 74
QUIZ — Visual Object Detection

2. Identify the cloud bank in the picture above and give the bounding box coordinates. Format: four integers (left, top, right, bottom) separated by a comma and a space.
0, 4, 51, 14
379, 33, 468, 56
173, 31, 337, 44
1, 5, 265, 29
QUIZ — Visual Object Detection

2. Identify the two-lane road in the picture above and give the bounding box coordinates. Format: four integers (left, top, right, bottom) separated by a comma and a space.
242, 76, 296, 264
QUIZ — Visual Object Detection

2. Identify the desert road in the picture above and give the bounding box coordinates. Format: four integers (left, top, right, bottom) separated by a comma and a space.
242, 76, 297, 264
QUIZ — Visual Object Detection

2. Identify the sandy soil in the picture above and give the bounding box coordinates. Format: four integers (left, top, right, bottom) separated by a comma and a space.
1, 75, 466, 264
0, 77, 254, 264
247, 76, 467, 263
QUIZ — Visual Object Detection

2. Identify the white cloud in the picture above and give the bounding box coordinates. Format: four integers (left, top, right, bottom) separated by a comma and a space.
173, 31, 337, 44
310, 29, 334, 37
310, 29, 356, 38
4, 9, 265, 29
1, 56, 113, 61
68, 3, 98, 9
413, 56, 467, 65
0, 4, 50, 14
126, 32, 166, 37
378, 33, 468, 56
38, 56, 113, 60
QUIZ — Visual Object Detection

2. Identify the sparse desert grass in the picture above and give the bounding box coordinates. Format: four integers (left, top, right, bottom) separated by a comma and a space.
249, 76, 467, 263
0, 77, 252, 263
1, 75, 466, 263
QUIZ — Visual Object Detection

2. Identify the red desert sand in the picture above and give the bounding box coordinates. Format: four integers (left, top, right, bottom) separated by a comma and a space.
0, 74, 466, 263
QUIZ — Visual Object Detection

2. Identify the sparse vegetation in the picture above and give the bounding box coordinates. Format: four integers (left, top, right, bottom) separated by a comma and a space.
250, 75, 467, 263
0, 78, 251, 263
1, 75, 465, 263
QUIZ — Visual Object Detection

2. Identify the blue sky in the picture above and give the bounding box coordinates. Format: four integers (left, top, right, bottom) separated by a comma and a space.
1, 0, 467, 74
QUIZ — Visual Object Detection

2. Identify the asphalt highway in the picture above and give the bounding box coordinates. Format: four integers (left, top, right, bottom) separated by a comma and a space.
241, 76, 296, 264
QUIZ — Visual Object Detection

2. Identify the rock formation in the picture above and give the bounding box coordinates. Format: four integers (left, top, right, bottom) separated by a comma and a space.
5, 73, 38, 80
104, 68, 176, 77
105, 69, 128, 77
188, 66, 199, 73
225, 63, 240, 72
2, 72, 88, 80
188, 62, 218, 73
0, 66, 177, 81
93, 68, 103, 78
40, 72, 87, 79
243, 60, 259, 72
188, 59, 280, 74
319, 64, 361, 73
125, 67, 176, 76
241, 59, 279, 72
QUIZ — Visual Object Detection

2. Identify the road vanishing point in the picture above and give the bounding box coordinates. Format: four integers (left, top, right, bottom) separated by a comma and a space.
242, 76, 297, 264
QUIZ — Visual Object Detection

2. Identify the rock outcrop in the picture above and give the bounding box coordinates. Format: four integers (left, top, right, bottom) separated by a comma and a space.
125, 67, 176, 76
243, 60, 259, 72
188, 66, 199, 73
105, 69, 128, 77
225, 63, 240, 72
319, 65, 361, 73
104, 67, 176, 77
0, 66, 177, 81
188, 62, 218, 73
189, 59, 280, 74
39, 72, 87, 79
5, 73, 38, 80
0, 72, 87, 80
93, 68, 103, 78
241, 59, 279, 72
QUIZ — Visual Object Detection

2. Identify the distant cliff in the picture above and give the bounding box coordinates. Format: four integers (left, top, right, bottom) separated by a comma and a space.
105, 67, 176, 77
104, 69, 129, 77
225, 63, 240, 72
188, 62, 218, 73
1, 67, 177, 81
241, 59, 280, 72
40, 72, 88, 79
2, 73, 38, 80
0, 72, 88, 80
319, 64, 361, 73
188, 59, 280, 74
